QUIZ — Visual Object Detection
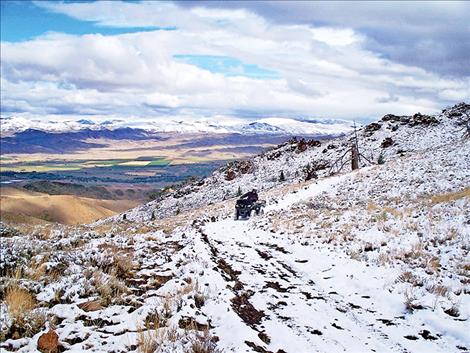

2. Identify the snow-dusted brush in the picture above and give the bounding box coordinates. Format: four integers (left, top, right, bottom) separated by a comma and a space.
1, 103, 469, 352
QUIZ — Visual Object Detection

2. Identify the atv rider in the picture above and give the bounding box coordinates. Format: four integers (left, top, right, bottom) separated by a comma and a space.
235, 189, 263, 220
240, 189, 258, 203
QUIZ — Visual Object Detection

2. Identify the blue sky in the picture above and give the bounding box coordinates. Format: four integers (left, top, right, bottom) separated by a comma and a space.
0, 1, 469, 122
174, 55, 280, 80
0, 1, 169, 41
1, 1, 277, 80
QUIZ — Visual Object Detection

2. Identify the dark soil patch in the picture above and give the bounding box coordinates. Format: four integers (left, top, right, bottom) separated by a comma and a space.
258, 331, 271, 344
419, 330, 437, 340
377, 319, 396, 326
244, 341, 273, 353
331, 323, 344, 330
404, 335, 419, 340
260, 243, 290, 254
231, 292, 265, 328
307, 327, 323, 335
265, 281, 289, 293
256, 249, 273, 260
217, 258, 241, 282
278, 262, 297, 277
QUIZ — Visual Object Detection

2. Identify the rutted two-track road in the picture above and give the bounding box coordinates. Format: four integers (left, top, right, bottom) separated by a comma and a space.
196, 215, 461, 353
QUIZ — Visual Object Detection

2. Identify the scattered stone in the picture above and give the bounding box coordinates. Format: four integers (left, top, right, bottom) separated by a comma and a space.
78, 299, 103, 312
37, 330, 60, 353
381, 137, 394, 148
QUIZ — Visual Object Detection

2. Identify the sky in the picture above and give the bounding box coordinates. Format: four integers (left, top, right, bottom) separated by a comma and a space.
1, 0, 469, 124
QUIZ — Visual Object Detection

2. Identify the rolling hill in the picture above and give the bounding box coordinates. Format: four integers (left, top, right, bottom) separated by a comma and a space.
0, 187, 138, 225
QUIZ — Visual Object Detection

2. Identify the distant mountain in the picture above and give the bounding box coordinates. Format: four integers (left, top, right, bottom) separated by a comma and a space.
239, 117, 351, 135
0, 128, 164, 154
0, 115, 353, 136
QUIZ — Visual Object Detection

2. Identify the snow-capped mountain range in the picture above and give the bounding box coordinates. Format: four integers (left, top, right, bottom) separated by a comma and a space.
0, 115, 353, 137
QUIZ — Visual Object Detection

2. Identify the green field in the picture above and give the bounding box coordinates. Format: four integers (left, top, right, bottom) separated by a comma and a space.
0, 156, 171, 172
148, 158, 171, 166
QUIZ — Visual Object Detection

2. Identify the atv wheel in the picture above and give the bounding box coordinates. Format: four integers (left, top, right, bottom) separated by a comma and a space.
234, 210, 239, 220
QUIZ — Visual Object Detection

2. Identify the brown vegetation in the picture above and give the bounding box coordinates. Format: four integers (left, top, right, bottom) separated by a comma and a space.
5, 286, 36, 324
0, 187, 138, 225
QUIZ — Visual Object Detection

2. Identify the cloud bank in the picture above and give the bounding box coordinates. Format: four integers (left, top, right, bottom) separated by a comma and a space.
1, 1, 469, 124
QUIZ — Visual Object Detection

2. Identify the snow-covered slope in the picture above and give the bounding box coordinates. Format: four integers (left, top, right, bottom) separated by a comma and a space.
122, 103, 469, 221
1, 103, 469, 353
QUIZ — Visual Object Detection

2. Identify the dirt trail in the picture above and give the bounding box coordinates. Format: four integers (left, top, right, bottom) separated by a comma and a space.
201, 217, 453, 353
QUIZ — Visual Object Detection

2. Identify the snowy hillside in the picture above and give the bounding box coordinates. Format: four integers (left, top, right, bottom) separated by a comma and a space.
122, 103, 470, 221
0, 103, 469, 353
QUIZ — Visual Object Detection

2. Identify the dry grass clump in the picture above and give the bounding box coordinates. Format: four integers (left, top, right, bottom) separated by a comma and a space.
396, 271, 423, 287
430, 187, 470, 204
162, 296, 174, 322
427, 284, 449, 297
403, 288, 423, 312
137, 323, 182, 353
93, 271, 128, 305
348, 250, 362, 261
95, 245, 136, 279
24, 309, 47, 337
5, 285, 36, 324
377, 211, 389, 222
400, 243, 426, 261
458, 262, 470, 277
112, 253, 135, 279
376, 252, 393, 266
144, 307, 166, 330
383, 206, 403, 219
137, 328, 163, 353
366, 202, 379, 212
425, 257, 441, 274
2, 284, 47, 338
189, 329, 222, 353
178, 278, 199, 296
28, 263, 47, 281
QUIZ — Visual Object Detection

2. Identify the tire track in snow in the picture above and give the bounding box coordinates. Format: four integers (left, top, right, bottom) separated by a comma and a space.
202, 218, 410, 353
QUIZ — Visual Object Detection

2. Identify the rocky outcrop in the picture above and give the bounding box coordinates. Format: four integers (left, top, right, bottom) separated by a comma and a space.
381, 137, 394, 148
224, 160, 255, 180
381, 113, 438, 126
364, 122, 382, 136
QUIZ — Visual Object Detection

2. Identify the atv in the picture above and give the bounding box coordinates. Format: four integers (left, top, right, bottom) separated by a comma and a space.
234, 199, 265, 220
